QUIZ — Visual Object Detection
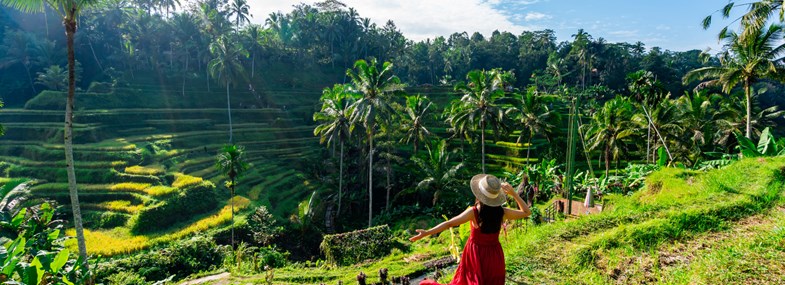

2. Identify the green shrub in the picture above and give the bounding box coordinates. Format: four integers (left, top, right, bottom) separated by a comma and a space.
105, 272, 146, 285
320, 225, 394, 266
83, 212, 129, 229
258, 246, 288, 268
96, 235, 223, 283
130, 181, 217, 234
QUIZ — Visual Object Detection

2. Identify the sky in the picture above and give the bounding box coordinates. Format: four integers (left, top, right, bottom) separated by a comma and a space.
242, 0, 745, 53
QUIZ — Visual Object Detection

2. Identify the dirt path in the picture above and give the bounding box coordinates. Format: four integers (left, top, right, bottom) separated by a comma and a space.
179, 272, 231, 285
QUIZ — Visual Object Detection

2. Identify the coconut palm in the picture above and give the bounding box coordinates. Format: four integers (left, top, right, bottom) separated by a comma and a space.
209, 35, 248, 143
583, 97, 637, 177
400, 94, 434, 154
675, 91, 737, 160
347, 58, 404, 228
227, 0, 251, 33
1, 0, 101, 266
683, 24, 785, 139
216, 144, 248, 248
313, 84, 356, 217
628, 70, 672, 162
35, 65, 67, 91
505, 88, 558, 162
450, 69, 509, 174
410, 139, 464, 205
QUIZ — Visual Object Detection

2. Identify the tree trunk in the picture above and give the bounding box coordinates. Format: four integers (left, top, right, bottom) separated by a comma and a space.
24, 64, 36, 96
481, 120, 486, 174
413, 135, 418, 155
64, 16, 89, 271
182, 55, 188, 97
368, 130, 374, 228
338, 140, 343, 217
251, 54, 255, 78
88, 37, 104, 72
526, 132, 533, 163
646, 123, 651, 164
604, 144, 610, 177
231, 177, 235, 248
745, 79, 752, 139
227, 84, 233, 143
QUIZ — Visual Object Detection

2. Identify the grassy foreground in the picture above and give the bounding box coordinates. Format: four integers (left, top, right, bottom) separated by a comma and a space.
215, 157, 785, 285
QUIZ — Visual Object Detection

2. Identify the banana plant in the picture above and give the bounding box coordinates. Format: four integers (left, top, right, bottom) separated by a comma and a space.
735, 127, 785, 157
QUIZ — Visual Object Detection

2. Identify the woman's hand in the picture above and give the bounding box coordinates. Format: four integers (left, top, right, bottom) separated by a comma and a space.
502, 182, 517, 196
409, 229, 429, 242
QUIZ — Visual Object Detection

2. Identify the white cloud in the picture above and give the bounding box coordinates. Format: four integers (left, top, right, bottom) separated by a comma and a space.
243, 0, 529, 41
524, 12, 551, 21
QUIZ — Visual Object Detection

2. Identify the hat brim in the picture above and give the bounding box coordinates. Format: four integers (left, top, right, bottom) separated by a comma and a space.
470, 174, 507, 207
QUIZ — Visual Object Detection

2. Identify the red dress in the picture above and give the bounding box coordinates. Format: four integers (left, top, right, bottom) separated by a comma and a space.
421, 206, 506, 285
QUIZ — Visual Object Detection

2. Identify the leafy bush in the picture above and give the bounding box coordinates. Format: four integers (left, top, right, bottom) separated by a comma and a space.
258, 246, 288, 268
320, 225, 395, 266
105, 272, 146, 285
83, 212, 129, 229
96, 236, 223, 283
130, 181, 217, 234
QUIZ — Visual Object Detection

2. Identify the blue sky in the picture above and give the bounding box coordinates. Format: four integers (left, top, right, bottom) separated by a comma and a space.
247, 0, 743, 52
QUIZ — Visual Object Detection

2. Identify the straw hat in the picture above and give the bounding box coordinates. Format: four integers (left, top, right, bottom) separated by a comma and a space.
470, 174, 507, 207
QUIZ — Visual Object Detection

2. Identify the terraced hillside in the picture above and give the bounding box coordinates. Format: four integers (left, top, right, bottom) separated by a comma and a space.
0, 83, 327, 257
0, 84, 572, 257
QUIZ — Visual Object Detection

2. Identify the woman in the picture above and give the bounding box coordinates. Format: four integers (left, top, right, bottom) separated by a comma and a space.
410, 174, 531, 285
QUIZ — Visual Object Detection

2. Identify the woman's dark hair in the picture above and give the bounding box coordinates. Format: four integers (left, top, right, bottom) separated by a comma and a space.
475, 200, 504, 233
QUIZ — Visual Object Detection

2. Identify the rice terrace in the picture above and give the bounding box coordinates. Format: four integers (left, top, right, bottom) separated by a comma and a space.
0, 0, 784, 284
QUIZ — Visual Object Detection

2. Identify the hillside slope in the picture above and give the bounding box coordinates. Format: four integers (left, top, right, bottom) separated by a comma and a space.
217, 158, 785, 284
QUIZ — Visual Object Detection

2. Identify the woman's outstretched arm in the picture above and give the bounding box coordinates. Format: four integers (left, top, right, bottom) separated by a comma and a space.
502, 182, 531, 220
409, 207, 473, 242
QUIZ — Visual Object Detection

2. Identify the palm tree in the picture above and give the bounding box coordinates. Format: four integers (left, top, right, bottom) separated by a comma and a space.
227, 0, 251, 33
347, 58, 404, 228
209, 36, 248, 143
627, 70, 672, 162
410, 140, 464, 205
506, 88, 558, 162
244, 24, 263, 78
675, 91, 737, 160
684, 24, 785, 139
1, 0, 101, 267
35, 65, 67, 91
313, 84, 355, 217
400, 94, 434, 154
216, 144, 248, 248
583, 97, 637, 177
450, 69, 508, 173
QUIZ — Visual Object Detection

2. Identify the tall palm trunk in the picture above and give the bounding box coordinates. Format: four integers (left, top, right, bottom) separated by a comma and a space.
604, 143, 610, 177
744, 79, 752, 139
227, 84, 233, 143
337, 140, 343, 217
646, 124, 651, 163
230, 177, 235, 248
24, 64, 36, 95
182, 55, 189, 97
368, 130, 373, 228
64, 16, 89, 270
251, 53, 255, 78
481, 120, 486, 174
526, 131, 533, 163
